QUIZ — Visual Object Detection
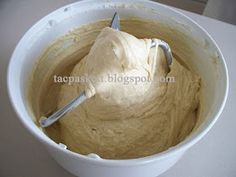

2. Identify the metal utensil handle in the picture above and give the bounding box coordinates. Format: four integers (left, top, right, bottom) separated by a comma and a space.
151, 39, 173, 66
39, 91, 87, 127
110, 12, 120, 30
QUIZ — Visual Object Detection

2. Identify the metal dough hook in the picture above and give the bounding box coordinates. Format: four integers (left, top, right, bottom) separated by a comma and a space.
39, 12, 173, 128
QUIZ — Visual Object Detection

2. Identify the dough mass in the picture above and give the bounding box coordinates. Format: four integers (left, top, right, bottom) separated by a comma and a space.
55, 27, 200, 159
28, 19, 201, 159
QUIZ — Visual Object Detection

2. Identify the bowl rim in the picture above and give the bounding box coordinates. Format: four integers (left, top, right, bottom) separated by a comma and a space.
7, 0, 229, 166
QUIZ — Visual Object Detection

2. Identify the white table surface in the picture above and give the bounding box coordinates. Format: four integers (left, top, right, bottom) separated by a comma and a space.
0, 1, 236, 177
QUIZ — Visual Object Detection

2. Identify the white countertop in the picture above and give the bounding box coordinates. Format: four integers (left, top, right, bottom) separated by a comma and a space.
0, 1, 236, 177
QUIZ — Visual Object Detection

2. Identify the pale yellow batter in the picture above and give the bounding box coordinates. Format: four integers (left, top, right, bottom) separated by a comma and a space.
56, 27, 200, 159
28, 19, 201, 159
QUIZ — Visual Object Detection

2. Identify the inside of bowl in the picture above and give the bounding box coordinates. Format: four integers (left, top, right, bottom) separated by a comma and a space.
14, 2, 227, 152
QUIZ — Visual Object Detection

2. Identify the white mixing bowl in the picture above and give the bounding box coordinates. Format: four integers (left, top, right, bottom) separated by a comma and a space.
7, 0, 228, 177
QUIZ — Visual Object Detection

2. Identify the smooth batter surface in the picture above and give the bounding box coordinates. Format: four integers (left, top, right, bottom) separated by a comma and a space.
28, 19, 201, 159
56, 27, 200, 159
